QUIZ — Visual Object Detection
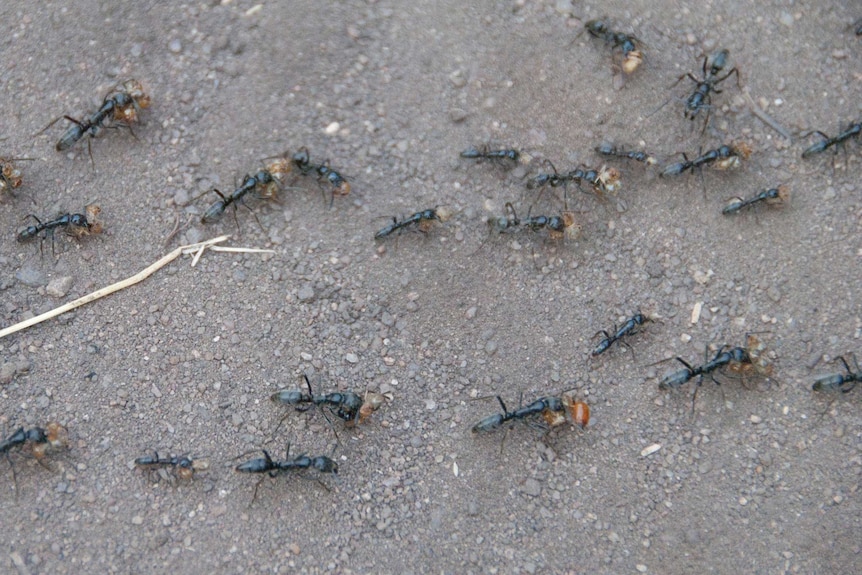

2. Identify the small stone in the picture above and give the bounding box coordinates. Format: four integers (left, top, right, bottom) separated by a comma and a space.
554, 0, 573, 16
449, 70, 466, 88
297, 285, 315, 302
344, 353, 359, 364
749, 415, 762, 424
641, 444, 662, 457
324, 121, 340, 135
779, 12, 793, 27
132, 515, 144, 525
449, 108, 468, 123
16, 265, 47, 287
522, 478, 542, 497
0, 363, 16, 385
465, 306, 477, 319
636, 565, 648, 573
484, 341, 498, 355
169, 39, 182, 53
766, 286, 781, 302
289, 543, 300, 555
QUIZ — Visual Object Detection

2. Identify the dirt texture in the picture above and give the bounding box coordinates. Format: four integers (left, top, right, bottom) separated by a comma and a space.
1, 1, 861, 574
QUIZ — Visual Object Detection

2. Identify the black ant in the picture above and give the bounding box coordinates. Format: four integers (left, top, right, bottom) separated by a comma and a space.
38, 79, 151, 166
584, 19, 644, 74
134, 452, 209, 481
801, 121, 860, 159
813, 353, 861, 393
723, 186, 789, 215
471, 393, 589, 435
271, 374, 366, 426
673, 49, 740, 132
485, 202, 580, 241
1, 422, 68, 496
200, 154, 293, 228
592, 312, 653, 357
595, 143, 657, 166
16, 204, 103, 256
658, 335, 773, 411
460, 145, 522, 166
290, 147, 351, 208
527, 161, 621, 211
660, 142, 752, 177
374, 206, 454, 240
235, 444, 338, 503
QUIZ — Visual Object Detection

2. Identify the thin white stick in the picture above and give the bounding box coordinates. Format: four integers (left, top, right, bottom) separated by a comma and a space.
0, 235, 233, 340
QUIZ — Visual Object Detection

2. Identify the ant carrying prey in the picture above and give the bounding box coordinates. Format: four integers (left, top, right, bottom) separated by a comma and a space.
471, 393, 589, 435
374, 206, 454, 240
1, 422, 68, 496
200, 153, 294, 228
660, 142, 752, 177
38, 79, 151, 166
17, 204, 103, 256
657, 334, 773, 412
134, 452, 209, 482
584, 19, 644, 75
271, 375, 384, 441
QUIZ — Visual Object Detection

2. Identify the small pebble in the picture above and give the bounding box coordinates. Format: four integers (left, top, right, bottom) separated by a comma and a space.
169, 39, 182, 53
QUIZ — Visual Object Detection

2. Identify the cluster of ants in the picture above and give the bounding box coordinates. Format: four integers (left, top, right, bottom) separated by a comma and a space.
2, 16, 861, 499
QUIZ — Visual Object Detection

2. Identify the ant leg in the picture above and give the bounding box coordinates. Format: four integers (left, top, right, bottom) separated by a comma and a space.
238, 197, 266, 235
249, 476, 266, 506
6, 454, 19, 500
86, 138, 96, 174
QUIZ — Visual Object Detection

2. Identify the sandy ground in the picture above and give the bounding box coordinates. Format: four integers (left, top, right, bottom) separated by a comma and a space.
1, 1, 861, 573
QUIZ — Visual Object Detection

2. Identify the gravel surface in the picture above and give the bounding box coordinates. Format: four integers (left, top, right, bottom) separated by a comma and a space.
1, 1, 861, 574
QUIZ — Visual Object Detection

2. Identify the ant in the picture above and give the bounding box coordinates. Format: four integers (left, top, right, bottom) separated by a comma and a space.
595, 143, 657, 166
801, 121, 860, 159
235, 444, 338, 503
374, 206, 454, 240
1, 422, 68, 496
270, 375, 384, 441
673, 49, 740, 133
660, 142, 752, 177
813, 353, 861, 393
290, 147, 351, 208
529, 162, 621, 196
658, 334, 773, 411
200, 154, 293, 228
38, 79, 151, 166
485, 202, 580, 242
592, 312, 653, 358
584, 19, 644, 75
271, 374, 365, 425
471, 392, 589, 453
134, 452, 209, 482
472, 393, 589, 433
722, 186, 789, 215
460, 145, 521, 166
17, 204, 103, 256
